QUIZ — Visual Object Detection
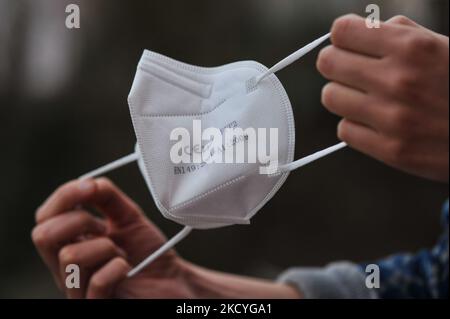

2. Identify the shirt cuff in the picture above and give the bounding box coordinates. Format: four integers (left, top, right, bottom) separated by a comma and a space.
277, 261, 378, 299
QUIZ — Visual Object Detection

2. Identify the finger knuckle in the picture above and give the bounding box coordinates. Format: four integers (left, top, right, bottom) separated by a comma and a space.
89, 275, 107, 293
389, 108, 419, 137
390, 70, 419, 97
31, 226, 50, 247
99, 237, 117, 253
59, 246, 78, 265
390, 15, 412, 26
54, 183, 76, 205
96, 177, 114, 189
74, 211, 92, 226
386, 138, 410, 165
317, 46, 335, 75
108, 257, 130, 273
113, 257, 129, 269
35, 206, 44, 223
404, 32, 437, 54
332, 14, 357, 43
321, 83, 336, 108
337, 121, 350, 142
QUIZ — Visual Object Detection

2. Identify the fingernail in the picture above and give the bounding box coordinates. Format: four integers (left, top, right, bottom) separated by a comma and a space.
78, 179, 95, 192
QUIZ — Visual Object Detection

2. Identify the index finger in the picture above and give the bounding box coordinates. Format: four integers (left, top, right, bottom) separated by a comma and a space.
330, 14, 409, 57
36, 178, 143, 226
36, 179, 97, 223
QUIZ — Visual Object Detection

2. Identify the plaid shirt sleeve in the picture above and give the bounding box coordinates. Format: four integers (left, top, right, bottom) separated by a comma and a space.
360, 200, 449, 299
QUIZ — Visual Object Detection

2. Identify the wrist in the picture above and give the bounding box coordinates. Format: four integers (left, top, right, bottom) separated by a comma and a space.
179, 259, 302, 299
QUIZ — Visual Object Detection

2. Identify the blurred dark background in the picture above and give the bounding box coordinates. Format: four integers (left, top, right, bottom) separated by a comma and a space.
0, 0, 448, 298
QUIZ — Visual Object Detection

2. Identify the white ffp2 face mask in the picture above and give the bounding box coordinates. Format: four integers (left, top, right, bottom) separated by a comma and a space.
81, 33, 347, 276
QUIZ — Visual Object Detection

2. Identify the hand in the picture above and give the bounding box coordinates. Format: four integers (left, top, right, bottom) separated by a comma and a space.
317, 14, 449, 182
32, 178, 301, 299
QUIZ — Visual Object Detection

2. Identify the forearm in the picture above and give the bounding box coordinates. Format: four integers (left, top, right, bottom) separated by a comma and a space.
181, 261, 302, 299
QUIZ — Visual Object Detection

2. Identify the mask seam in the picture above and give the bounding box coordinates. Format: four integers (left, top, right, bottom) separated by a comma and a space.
142, 59, 212, 85
169, 175, 246, 211
137, 97, 227, 118
138, 63, 212, 99
143, 50, 256, 74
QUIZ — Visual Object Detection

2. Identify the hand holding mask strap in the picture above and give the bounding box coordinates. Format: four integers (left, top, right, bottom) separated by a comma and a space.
79, 150, 193, 277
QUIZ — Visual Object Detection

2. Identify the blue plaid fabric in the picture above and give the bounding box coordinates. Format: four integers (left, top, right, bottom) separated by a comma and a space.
361, 200, 449, 299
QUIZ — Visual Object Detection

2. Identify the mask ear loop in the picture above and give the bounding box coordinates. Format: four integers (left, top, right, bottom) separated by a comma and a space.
277, 141, 347, 173
78, 151, 193, 277
127, 226, 192, 277
250, 33, 348, 174
79, 152, 140, 180
254, 33, 330, 85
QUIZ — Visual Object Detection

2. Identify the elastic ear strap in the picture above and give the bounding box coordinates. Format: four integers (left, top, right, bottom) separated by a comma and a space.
255, 33, 330, 85
79, 152, 139, 180
278, 142, 347, 173
127, 226, 193, 277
